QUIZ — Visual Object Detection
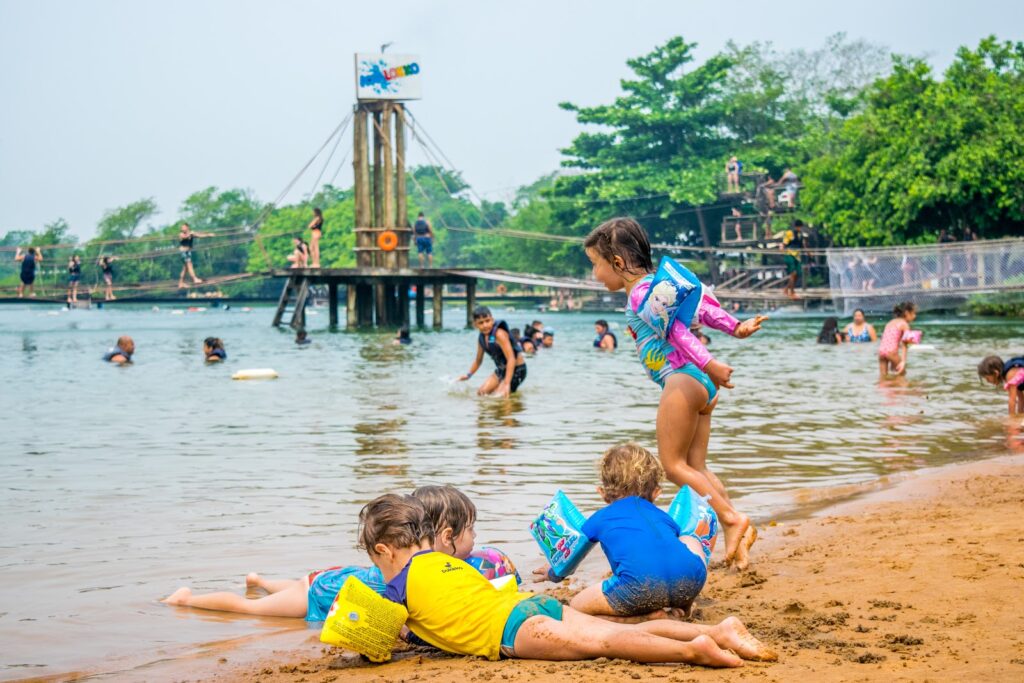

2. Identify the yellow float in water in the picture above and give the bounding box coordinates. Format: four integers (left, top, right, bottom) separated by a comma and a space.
231, 368, 279, 380
320, 576, 408, 662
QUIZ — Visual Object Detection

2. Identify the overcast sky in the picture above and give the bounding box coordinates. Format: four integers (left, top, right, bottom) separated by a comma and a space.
1, 0, 1021, 240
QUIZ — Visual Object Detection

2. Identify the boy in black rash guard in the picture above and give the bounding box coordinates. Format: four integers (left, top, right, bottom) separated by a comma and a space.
458, 306, 527, 397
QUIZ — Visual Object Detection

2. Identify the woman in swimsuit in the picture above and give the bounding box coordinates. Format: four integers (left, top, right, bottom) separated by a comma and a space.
15, 247, 42, 298
308, 207, 324, 268
177, 223, 214, 289
98, 256, 117, 301
67, 254, 82, 303
843, 309, 876, 343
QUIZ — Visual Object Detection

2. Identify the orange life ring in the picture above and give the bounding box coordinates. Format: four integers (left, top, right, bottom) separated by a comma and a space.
378, 230, 399, 252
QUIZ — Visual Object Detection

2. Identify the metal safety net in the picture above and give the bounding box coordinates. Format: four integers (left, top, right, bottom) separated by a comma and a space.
826, 238, 1024, 314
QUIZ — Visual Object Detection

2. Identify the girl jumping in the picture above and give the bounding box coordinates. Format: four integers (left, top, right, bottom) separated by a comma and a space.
878, 301, 917, 378
583, 217, 765, 568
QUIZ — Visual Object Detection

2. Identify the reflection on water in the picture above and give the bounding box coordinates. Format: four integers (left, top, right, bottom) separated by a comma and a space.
0, 304, 1022, 679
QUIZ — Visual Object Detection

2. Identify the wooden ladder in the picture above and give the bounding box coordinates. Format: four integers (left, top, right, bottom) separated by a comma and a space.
272, 275, 310, 329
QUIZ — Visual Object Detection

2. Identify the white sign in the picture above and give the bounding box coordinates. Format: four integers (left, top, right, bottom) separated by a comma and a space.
355, 53, 422, 101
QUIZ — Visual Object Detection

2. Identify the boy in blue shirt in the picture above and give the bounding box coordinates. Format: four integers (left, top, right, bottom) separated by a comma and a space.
537, 443, 710, 620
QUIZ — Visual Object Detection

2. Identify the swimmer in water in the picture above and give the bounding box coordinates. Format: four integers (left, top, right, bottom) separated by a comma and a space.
103, 335, 135, 364
878, 301, 917, 378
295, 329, 311, 345
584, 217, 767, 569
394, 327, 412, 345
204, 337, 226, 362
594, 320, 618, 351
978, 355, 1024, 415
459, 306, 527, 397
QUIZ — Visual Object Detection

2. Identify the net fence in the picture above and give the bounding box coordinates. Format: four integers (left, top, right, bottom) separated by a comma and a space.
827, 238, 1024, 314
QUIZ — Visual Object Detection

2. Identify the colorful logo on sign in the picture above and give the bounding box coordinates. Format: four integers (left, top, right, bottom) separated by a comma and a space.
359, 59, 421, 95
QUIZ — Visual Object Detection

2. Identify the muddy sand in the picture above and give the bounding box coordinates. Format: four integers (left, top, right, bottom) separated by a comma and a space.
194, 456, 1024, 682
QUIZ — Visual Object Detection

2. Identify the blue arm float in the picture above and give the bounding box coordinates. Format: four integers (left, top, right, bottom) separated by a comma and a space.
636, 256, 705, 339
667, 486, 719, 563
529, 490, 595, 581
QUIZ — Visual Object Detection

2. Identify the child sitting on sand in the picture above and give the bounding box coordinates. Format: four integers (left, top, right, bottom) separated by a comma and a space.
103, 336, 134, 364
878, 301, 918, 378
977, 355, 1024, 415
362, 493, 774, 665
535, 444, 710, 621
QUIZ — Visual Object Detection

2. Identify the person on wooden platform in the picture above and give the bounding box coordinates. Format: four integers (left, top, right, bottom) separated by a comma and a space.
414, 212, 434, 268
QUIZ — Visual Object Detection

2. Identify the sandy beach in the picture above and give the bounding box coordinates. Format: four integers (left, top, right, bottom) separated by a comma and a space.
166, 453, 1024, 683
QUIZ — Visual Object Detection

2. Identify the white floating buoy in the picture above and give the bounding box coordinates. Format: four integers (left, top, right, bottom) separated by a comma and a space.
171, 310, 184, 315
232, 368, 279, 380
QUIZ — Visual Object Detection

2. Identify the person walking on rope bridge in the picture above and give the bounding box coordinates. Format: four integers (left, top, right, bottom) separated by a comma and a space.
66, 254, 82, 304
308, 207, 324, 268
459, 306, 527, 397
98, 256, 117, 301
781, 220, 805, 300
177, 223, 214, 289
15, 246, 41, 298
414, 212, 434, 268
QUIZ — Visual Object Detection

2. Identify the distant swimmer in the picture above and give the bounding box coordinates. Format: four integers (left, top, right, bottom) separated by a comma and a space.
14, 246, 42, 298
593, 319, 618, 351
393, 326, 412, 345
295, 329, 311, 345
459, 306, 527, 397
98, 256, 117, 301
843, 308, 876, 343
177, 223, 214, 289
204, 337, 227, 363
103, 335, 135, 364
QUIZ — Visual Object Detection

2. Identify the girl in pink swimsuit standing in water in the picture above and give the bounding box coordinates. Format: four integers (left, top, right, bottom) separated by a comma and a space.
877, 301, 918, 378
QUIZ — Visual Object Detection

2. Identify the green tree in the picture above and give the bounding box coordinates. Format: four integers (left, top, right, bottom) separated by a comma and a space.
802, 37, 1024, 245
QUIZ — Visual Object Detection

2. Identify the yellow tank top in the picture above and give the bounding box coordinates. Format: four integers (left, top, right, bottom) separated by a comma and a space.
394, 551, 532, 660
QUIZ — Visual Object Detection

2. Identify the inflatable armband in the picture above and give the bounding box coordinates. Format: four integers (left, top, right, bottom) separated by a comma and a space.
319, 576, 407, 662
232, 368, 278, 380
901, 330, 923, 344
490, 574, 519, 592
529, 490, 595, 581
636, 256, 705, 339
466, 546, 522, 585
667, 486, 719, 563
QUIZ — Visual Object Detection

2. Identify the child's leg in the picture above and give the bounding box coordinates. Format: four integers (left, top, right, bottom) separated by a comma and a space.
632, 616, 777, 661
878, 357, 890, 378
162, 580, 307, 617
246, 573, 302, 594
513, 608, 741, 667
658, 374, 749, 564
477, 373, 500, 396
569, 582, 670, 622
685, 410, 729, 503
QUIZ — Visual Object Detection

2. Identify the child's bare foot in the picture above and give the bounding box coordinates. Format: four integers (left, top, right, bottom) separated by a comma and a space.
686, 634, 743, 668
713, 616, 778, 661
193, 278, 204, 284
722, 514, 751, 565
733, 525, 758, 571
162, 587, 192, 605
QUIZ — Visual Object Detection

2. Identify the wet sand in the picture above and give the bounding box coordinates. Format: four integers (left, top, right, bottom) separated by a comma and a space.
181, 454, 1024, 683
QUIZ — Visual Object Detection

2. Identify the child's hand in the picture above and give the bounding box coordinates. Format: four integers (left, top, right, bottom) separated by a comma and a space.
895, 360, 906, 374
458, 374, 471, 382
532, 564, 553, 581
705, 359, 734, 389
495, 382, 511, 398
734, 315, 769, 338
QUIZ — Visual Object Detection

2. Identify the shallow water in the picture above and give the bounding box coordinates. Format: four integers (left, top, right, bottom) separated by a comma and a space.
1, 303, 1020, 679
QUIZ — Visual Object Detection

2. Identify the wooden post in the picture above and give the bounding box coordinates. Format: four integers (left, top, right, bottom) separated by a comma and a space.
432, 281, 443, 329
395, 103, 408, 269
346, 284, 357, 328
398, 283, 410, 328
372, 110, 383, 265
382, 105, 397, 270
415, 283, 425, 328
375, 283, 387, 326
328, 282, 338, 328
353, 108, 372, 269
465, 279, 476, 328
357, 283, 374, 326
696, 206, 719, 285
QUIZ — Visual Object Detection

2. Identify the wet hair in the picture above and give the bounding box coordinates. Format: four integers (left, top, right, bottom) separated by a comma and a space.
398, 326, 410, 340
296, 329, 308, 341
116, 335, 134, 352
817, 317, 840, 344
852, 308, 866, 318
313, 207, 323, 218
893, 301, 917, 318
411, 485, 477, 539
510, 327, 521, 340
583, 217, 654, 276
357, 494, 433, 552
977, 355, 1005, 382
472, 305, 492, 320
599, 443, 663, 502
542, 329, 554, 338
595, 319, 609, 331
521, 338, 536, 352
204, 336, 224, 351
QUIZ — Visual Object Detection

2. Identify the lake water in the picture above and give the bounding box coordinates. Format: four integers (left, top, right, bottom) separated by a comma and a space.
1, 302, 1021, 680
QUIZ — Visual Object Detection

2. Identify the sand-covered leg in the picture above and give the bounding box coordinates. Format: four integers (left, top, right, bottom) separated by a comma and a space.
733, 525, 758, 571
710, 616, 778, 661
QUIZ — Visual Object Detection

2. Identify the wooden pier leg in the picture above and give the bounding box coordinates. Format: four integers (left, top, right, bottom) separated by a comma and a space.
465, 279, 476, 329
328, 282, 338, 328
346, 284, 357, 328
398, 283, 410, 328
375, 283, 387, 327
357, 283, 374, 326
415, 283, 425, 328
271, 276, 294, 327
432, 281, 443, 330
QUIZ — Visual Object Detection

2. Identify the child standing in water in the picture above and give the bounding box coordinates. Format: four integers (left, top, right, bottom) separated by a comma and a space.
583, 218, 765, 568
459, 306, 527, 397
877, 301, 917, 378
203, 337, 227, 362
977, 355, 1024, 415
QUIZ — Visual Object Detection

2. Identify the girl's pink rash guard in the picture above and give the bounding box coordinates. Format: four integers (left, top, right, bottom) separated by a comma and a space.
628, 281, 739, 370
